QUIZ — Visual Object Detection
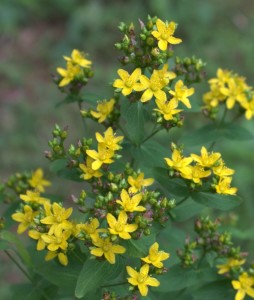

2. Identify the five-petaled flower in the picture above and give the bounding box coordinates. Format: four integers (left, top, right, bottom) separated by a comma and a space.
141, 242, 170, 268
232, 272, 254, 300
152, 18, 182, 51
107, 211, 138, 239
28, 168, 51, 192
12, 205, 38, 234
91, 98, 115, 123
126, 264, 160, 296
64, 49, 92, 68
169, 80, 194, 109
113, 68, 141, 96
90, 236, 125, 264
217, 258, 246, 274
128, 172, 154, 193
116, 189, 146, 212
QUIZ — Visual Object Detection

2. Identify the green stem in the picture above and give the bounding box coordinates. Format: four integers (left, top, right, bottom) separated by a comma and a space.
4, 250, 32, 282
101, 281, 128, 288
142, 127, 161, 144
176, 195, 189, 206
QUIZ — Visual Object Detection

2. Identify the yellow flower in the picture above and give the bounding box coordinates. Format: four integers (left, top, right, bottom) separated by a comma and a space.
64, 49, 92, 68
107, 211, 138, 239
135, 69, 167, 103
75, 218, 105, 240
191, 146, 221, 168
42, 229, 71, 252
164, 148, 193, 176
215, 176, 238, 195
126, 264, 160, 296
40, 202, 73, 235
232, 272, 254, 300
128, 172, 154, 193
45, 251, 68, 266
213, 159, 235, 177
141, 242, 170, 268
156, 64, 176, 85
20, 190, 49, 205
169, 80, 194, 109
220, 78, 246, 109
116, 189, 146, 212
152, 18, 182, 51
79, 157, 103, 180
90, 237, 125, 264
217, 258, 246, 274
113, 68, 141, 96
95, 127, 124, 151
12, 205, 38, 234
154, 98, 182, 121
209, 68, 232, 86
241, 96, 254, 120
57, 61, 83, 87
28, 230, 46, 251
181, 165, 211, 184
91, 98, 115, 123
28, 168, 51, 192
86, 143, 115, 170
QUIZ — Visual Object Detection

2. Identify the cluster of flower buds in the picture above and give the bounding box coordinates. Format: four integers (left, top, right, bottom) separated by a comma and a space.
174, 56, 206, 85
177, 217, 246, 267
46, 124, 68, 160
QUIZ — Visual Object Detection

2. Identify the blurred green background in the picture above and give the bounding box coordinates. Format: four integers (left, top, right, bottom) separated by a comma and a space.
1, 0, 254, 298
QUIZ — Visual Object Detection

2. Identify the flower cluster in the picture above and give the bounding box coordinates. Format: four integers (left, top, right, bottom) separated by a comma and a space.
164, 144, 237, 195
203, 68, 254, 120
56, 49, 93, 90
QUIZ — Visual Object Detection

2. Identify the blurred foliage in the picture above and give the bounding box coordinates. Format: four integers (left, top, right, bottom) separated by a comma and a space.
1, 0, 254, 298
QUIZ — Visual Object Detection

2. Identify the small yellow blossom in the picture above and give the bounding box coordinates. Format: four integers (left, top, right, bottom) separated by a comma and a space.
154, 98, 182, 121
215, 177, 238, 195
45, 251, 68, 266
91, 98, 115, 123
181, 165, 211, 184
79, 157, 103, 180
209, 68, 232, 86
107, 211, 138, 239
152, 19, 182, 51
241, 97, 254, 120
20, 190, 49, 205
191, 146, 221, 168
90, 237, 125, 264
64, 49, 92, 68
57, 61, 83, 87
40, 202, 73, 235
220, 78, 246, 109
28, 168, 51, 192
116, 189, 146, 212
217, 258, 246, 274
135, 69, 168, 103
126, 264, 160, 296
128, 172, 154, 193
12, 205, 38, 234
169, 80, 194, 109
141, 242, 170, 268
95, 127, 124, 151
232, 272, 254, 300
42, 229, 71, 252
113, 68, 141, 96
28, 230, 46, 251
213, 159, 235, 177
75, 218, 105, 240
86, 143, 115, 170
156, 64, 176, 85
164, 149, 193, 176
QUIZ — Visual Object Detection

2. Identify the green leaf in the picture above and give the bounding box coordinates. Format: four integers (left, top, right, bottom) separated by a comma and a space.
222, 123, 254, 140
157, 264, 220, 293
0, 230, 32, 267
153, 167, 190, 197
121, 101, 145, 145
122, 234, 156, 258
192, 280, 235, 300
190, 191, 241, 210
75, 257, 123, 298
173, 199, 204, 222
55, 92, 100, 107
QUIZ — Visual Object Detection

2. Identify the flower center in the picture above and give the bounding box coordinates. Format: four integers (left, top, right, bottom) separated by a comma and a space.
137, 273, 147, 283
